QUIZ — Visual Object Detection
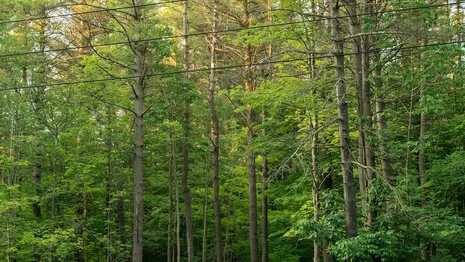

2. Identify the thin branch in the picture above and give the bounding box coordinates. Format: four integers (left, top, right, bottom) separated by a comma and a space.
268, 118, 338, 181
87, 90, 136, 115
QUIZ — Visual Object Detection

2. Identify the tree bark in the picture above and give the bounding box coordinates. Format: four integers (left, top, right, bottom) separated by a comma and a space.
202, 184, 208, 262
331, 0, 358, 238
132, 1, 145, 261
242, 1, 259, 261
208, 1, 223, 261
116, 179, 127, 256
168, 132, 174, 262
182, 2, 195, 261
262, 2, 272, 261
105, 109, 114, 262
262, 144, 269, 262
175, 159, 181, 262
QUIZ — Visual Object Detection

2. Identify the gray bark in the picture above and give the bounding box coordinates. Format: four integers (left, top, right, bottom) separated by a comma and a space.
331, 0, 358, 238
132, 1, 145, 260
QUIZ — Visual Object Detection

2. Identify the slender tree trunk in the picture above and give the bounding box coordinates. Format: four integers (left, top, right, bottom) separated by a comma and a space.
175, 156, 181, 262
306, 1, 321, 260
344, 0, 369, 227
419, 38, 429, 260
176, 189, 181, 262
52, 134, 59, 260
209, 1, 223, 261
373, 52, 394, 180
361, 1, 376, 232
331, 0, 358, 238
418, 37, 428, 188
311, 117, 320, 262
261, 154, 269, 262
116, 179, 127, 257
106, 134, 113, 262
262, 2, 272, 261
242, 1, 259, 261
131, 1, 146, 261
168, 132, 174, 262
418, 112, 427, 187
246, 72, 259, 262
6, 115, 15, 262
182, 2, 195, 261
311, 85, 320, 261
202, 184, 208, 262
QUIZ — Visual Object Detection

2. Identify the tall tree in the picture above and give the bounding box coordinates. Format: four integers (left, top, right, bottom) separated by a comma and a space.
331, 0, 358, 238
131, 1, 146, 260
242, 1, 259, 260
181, 1, 195, 261
208, 0, 223, 261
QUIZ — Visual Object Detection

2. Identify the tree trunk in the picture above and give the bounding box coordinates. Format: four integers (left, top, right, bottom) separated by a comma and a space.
419, 112, 427, 186
344, 0, 371, 227
311, 83, 320, 261
361, 1, 376, 231
106, 111, 114, 262
209, 1, 223, 261
116, 179, 127, 256
132, 1, 145, 260
168, 132, 174, 262
242, 2, 259, 261
182, 1, 195, 261
262, 151, 269, 262
373, 52, 394, 180
331, 0, 358, 238
175, 151, 181, 262
202, 184, 208, 262
262, 2, 271, 261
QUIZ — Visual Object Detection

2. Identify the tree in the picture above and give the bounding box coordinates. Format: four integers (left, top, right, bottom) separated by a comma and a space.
331, 0, 357, 238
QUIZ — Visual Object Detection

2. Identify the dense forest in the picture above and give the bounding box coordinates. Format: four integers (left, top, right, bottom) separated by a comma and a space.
1, 0, 465, 261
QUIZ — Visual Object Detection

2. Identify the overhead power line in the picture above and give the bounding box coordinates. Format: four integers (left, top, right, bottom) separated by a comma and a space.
0, 0, 185, 25
0, 20, 309, 58
0, 1, 455, 58
1, 39, 464, 92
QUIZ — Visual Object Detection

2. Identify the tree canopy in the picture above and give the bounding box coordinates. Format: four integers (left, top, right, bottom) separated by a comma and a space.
0, 0, 465, 261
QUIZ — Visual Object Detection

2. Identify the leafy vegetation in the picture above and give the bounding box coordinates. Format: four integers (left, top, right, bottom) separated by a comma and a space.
0, 0, 464, 261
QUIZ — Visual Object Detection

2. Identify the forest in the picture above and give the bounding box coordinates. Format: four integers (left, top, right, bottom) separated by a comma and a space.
1, 0, 465, 261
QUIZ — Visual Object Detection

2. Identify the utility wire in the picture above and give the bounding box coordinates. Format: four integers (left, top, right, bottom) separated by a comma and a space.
0, 1, 455, 58
1, 58, 306, 91
0, 0, 185, 25
1, 39, 463, 92
0, 20, 309, 58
